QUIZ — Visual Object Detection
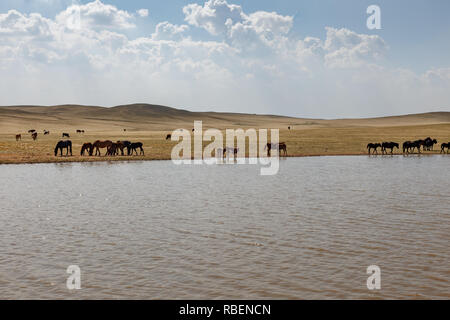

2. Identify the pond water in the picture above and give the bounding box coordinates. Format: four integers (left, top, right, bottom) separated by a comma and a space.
0, 156, 449, 299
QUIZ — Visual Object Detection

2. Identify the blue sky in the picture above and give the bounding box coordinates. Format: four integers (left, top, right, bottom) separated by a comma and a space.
0, 0, 449, 117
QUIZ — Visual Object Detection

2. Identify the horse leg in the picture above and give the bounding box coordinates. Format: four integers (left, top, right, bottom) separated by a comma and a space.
140, 147, 144, 155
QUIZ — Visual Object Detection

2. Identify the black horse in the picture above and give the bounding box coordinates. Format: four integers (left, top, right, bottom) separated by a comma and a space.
381, 142, 399, 154
423, 137, 437, 151
441, 142, 450, 154
166, 134, 172, 140
367, 143, 381, 154
128, 142, 144, 155
62, 133, 70, 138
54, 140, 72, 156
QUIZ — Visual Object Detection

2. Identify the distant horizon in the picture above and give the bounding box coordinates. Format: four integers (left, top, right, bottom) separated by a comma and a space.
1, 102, 449, 121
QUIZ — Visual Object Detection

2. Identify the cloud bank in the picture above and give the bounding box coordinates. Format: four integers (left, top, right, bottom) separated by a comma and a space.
0, 0, 448, 118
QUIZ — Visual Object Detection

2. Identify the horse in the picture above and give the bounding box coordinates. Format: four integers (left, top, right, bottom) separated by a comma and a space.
76, 129, 85, 134
128, 142, 144, 155
381, 142, 399, 154
223, 147, 239, 158
166, 134, 172, 140
54, 140, 72, 156
62, 133, 70, 138
423, 137, 437, 151
28, 129, 36, 134
367, 143, 381, 154
265, 142, 287, 156
413, 140, 424, 153
15, 134, 21, 141
403, 141, 412, 153
80, 143, 93, 156
403, 140, 421, 154
441, 143, 450, 154
288, 126, 291, 130
44, 130, 50, 135
93, 140, 113, 156
31, 132, 38, 140
106, 143, 119, 156
113, 141, 129, 156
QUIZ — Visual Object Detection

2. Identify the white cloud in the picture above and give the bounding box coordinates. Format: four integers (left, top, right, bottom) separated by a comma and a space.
322, 27, 387, 68
136, 9, 149, 18
0, 0, 448, 118
152, 22, 189, 41
183, 0, 244, 35
56, 0, 135, 30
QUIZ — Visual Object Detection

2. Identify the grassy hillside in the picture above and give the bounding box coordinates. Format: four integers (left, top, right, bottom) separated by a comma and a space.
0, 104, 449, 164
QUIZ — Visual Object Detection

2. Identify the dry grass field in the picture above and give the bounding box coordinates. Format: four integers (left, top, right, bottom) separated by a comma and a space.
0, 104, 449, 164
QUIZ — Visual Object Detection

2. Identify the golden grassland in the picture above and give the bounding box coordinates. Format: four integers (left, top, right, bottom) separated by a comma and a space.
0, 104, 449, 164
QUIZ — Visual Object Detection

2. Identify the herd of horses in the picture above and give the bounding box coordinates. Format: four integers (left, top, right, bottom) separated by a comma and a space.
367, 137, 450, 154
14, 129, 450, 158
57, 140, 145, 157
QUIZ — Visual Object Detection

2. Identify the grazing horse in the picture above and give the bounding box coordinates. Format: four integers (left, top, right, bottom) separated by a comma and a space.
166, 134, 172, 140
265, 142, 287, 157
367, 143, 381, 154
31, 132, 38, 140
54, 140, 72, 156
28, 129, 36, 134
80, 143, 93, 156
441, 143, 450, 154
381, 142, 399, 154
128, 142, 144, 155
62, 133, 70, 138
114, 141, 128, 156
93, 140, 113, 156
44, 130, 50, 135
15, 134, 21, 141
106, 143, 119, 156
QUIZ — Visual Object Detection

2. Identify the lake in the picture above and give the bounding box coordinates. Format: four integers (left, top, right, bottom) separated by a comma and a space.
0, 156, 449, 299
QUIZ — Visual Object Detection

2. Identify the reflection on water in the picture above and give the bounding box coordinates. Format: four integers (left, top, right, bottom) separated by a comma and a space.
0, 156, 449, 299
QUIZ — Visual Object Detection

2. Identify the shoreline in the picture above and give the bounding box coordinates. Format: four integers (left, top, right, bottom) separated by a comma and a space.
0, 152, 447, 166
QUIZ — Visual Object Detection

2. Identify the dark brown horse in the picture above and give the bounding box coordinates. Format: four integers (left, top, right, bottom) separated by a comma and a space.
441, 142, 450, 154
115, 141, 129, 156
15, 134, 21, 141
106, 143, 119, 156
81, 143, 93, 156
93, 140, 113, 156
43, 130, 50, 135
367, 143, 381, 154
265, 142, 287, 156
128, 142, 144, 155
31, 132, 38, 140
381, 142, 399, 154
54, 140, 72, 156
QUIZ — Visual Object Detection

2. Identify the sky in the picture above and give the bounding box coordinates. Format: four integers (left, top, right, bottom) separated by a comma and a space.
0, 0, 449, 118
